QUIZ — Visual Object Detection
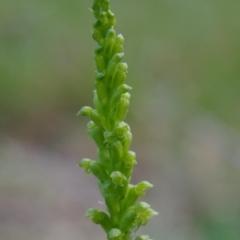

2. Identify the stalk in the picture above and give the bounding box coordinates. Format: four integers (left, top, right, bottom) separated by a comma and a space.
78, 0, 157, 239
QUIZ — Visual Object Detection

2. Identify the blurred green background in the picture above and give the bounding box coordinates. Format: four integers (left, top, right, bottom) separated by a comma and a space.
1, 0, 240, 239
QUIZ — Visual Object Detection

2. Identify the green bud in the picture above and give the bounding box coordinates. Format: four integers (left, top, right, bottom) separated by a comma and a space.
110, 171, 128, 199
88, 125, 106, 150
97, 149, 110, 172
110, 171, 127, 186
135, 181, 153, 197
104, 28, 116, 59
105, 196, 120, 221
112, 69, 127, 89
119, 206, 137, 233
91, 109, 103, 128
122, 130, 132, 154
95, 46, 106, 72
135, 236, 152, 240
112, 34, 124, 55
110, 84, 132, 109
134, 202, 158, 227
85, 208, 112, 233
107, 11, 116, 27
101, 0, 110, 12
92, 28, 103, 45
78, 158, 92, 174
122, 181, 153, 209
123, 151, 136, 168
107, 53, 124, 78
99, 11, 108, 27
115, 95, 130, 122
115, 122, 130, 139
108, 228, 122, 240
93, 90, 103, 116
77, 106, 92, 116
90, 161, 109, 182
108, 141, 123, 167
135, 202, 151, 212
78, 106, 103, 128
91, 2, 100, 19
95, 79, 108, 106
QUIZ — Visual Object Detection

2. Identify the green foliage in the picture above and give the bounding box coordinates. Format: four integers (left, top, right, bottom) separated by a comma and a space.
78, 0, 157, 239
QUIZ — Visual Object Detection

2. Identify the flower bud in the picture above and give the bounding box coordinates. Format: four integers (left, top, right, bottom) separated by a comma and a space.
89, 126, 106, 150
90, 161, 109, 182
107, 53, 124, 87
112, 34, 124, 54
110, 171, 128, 199
134, 202, 158, 227
121, 151, 136, 178
93, 90, 104, 116
135, 236, 152, 240
85, 208, 112, 233
119, 206, 137, 232
104, 28, 116, 59
97, 149, 110, 172
112, 62, 128, 88
77, 106, 92, 116
135, 181, 153, 197
122, 181, 153, 209
107, 10, 116, 27
105, 196, 120, 221
108, 141, 123, 166
110, 171, 126, 186
92, 28, 103, 45
110, 84, 132, 109
108, 228, 122, 240
91, 2, 100, 19
78, 158, 92, 174
95, 46, 106, 72
122, 130, 132, 153
78, 106, 103, 129
91, 109, 103, 128
115, 95, 130, 122
95, 79, 108, 106
101, 0, 110, 12
123, 151, 136, 168
99, 11, 108, 27
115, 122, 130, 138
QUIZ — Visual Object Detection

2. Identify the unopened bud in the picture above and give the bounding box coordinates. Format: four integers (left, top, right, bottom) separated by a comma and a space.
95, 46, 106, 72
104, 28, 116, 59
108, 141, 123, 164
108, 228, 122, 240
85, 208, 112, 233
99, 11, 108, 27
112, 34, 124, 54
90, 161, 109, 182
101, 0, 110, 12
78, 158, 92, 174
115, 96, 130, 122
107, 53, 124, 86
89, 126, 105, 150
110, 84, 132, 109
119, 206, 137, 232
107, 11, 116, 27
77, 106, 92, 116
92, 28, 103, 45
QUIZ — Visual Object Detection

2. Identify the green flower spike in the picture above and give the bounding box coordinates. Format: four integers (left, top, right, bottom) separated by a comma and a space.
78, 0, 157, 239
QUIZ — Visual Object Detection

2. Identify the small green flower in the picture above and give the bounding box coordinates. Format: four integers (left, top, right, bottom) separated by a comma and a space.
78, 0, 157, 239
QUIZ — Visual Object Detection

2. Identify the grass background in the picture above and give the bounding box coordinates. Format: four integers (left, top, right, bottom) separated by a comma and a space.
1, 0, 240, 240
